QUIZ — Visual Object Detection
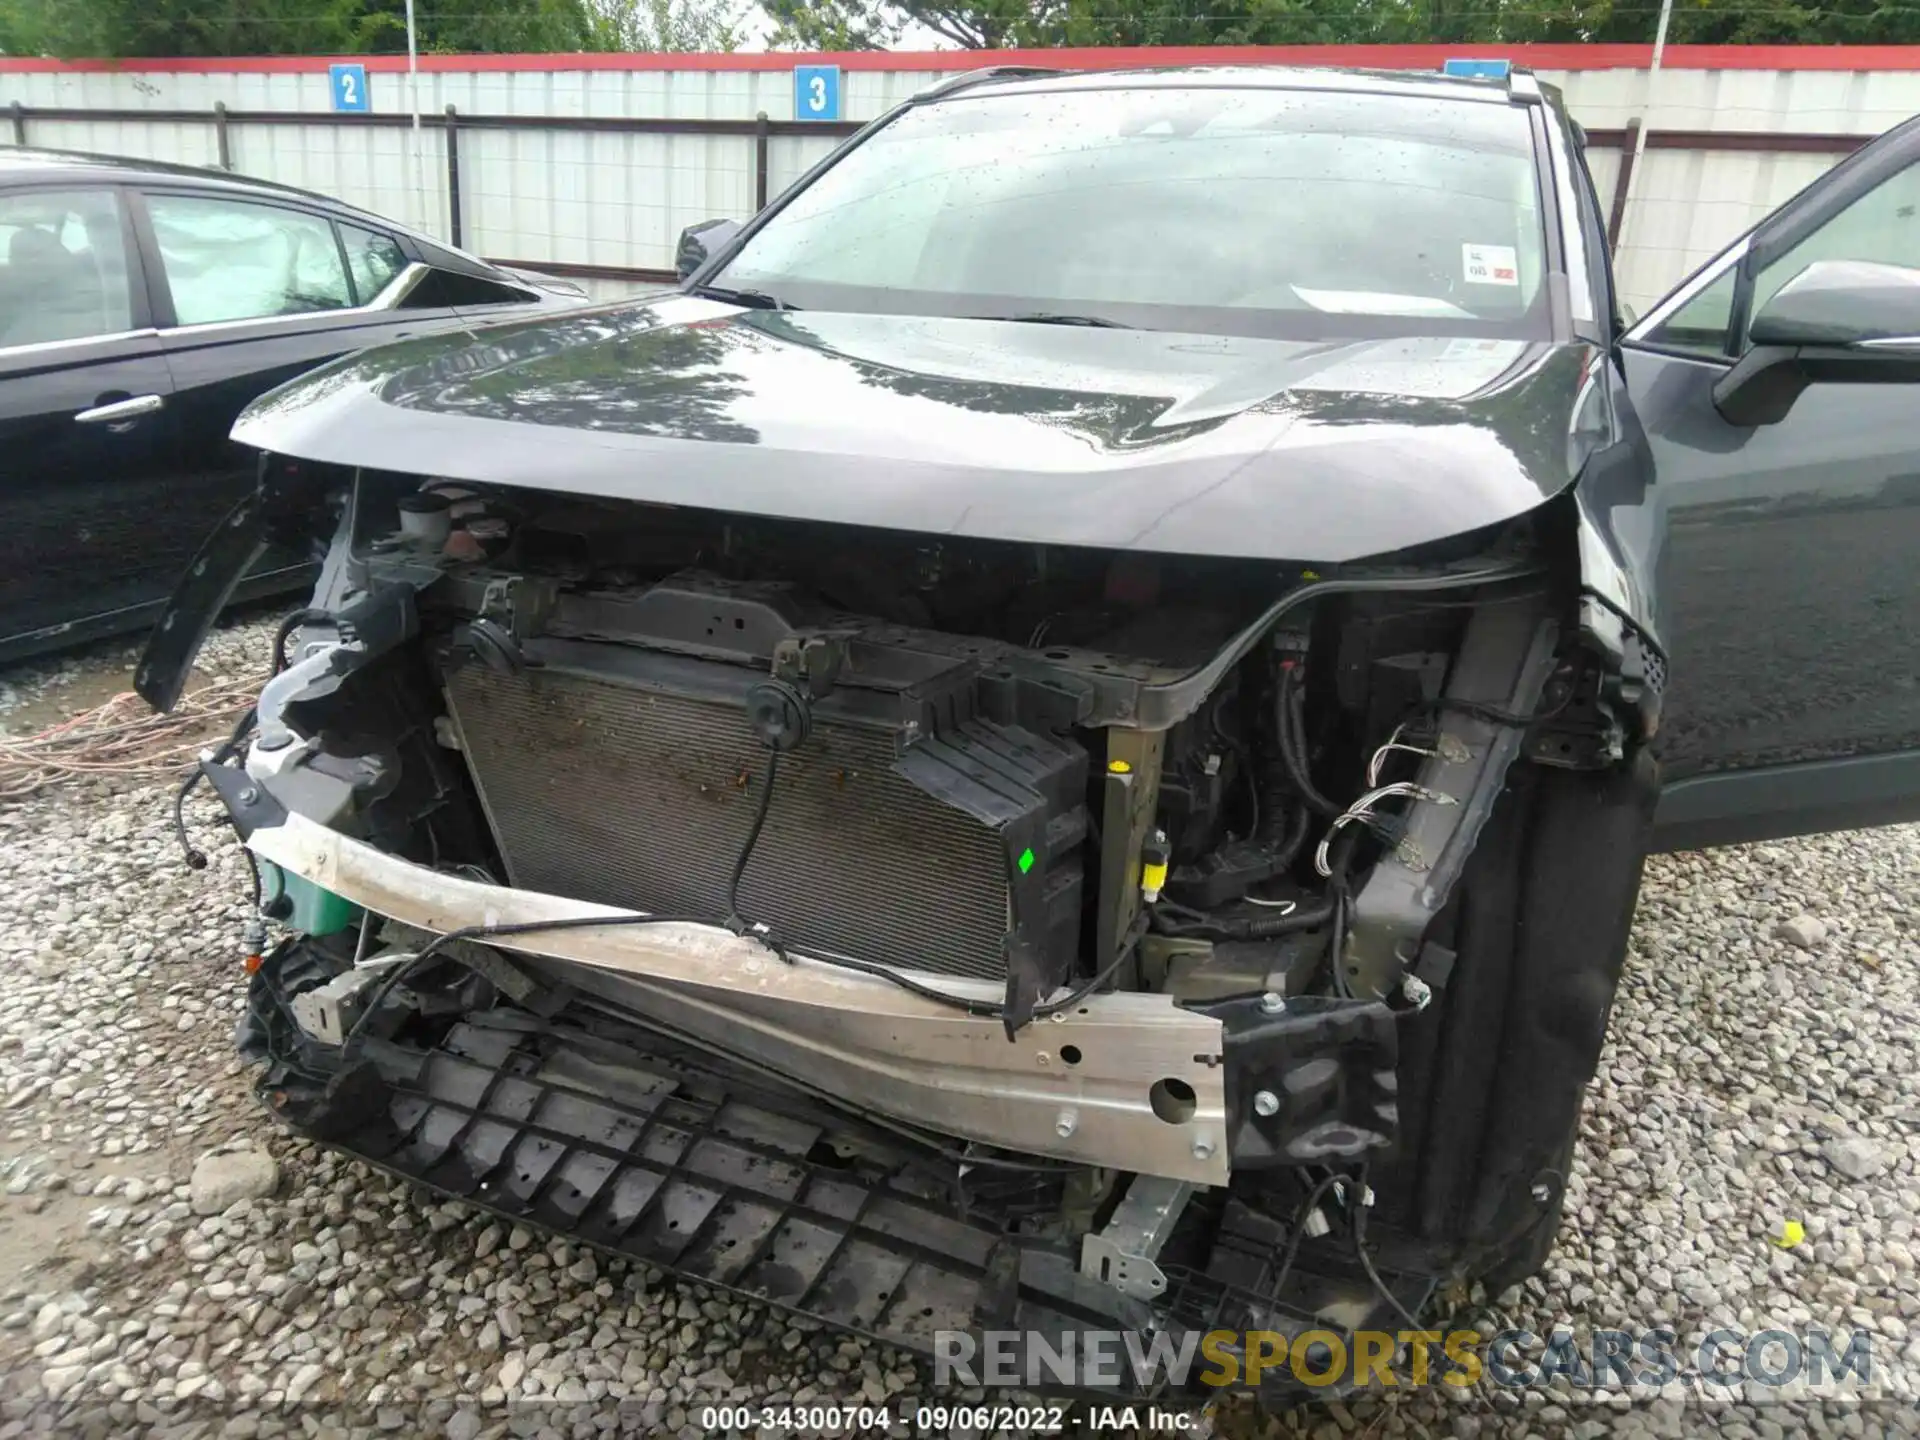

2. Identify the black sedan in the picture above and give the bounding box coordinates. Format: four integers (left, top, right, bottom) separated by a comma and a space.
0, 147, 589, 664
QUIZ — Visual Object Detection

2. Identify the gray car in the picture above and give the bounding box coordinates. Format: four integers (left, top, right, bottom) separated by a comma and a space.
143, 66, 1920, 1405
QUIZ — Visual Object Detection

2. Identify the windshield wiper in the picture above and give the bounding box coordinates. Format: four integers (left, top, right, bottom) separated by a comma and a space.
979, 312, 1135, 329
692, 284, 798, 311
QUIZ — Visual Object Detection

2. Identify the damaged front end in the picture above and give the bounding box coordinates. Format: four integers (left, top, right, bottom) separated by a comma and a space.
154, 458, 1657, 1404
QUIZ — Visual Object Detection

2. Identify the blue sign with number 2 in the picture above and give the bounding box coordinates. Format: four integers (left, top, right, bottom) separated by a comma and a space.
330, 63, 370, 113
794, 65, 841, 122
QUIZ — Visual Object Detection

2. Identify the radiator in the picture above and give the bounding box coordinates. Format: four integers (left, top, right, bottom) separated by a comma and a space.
444, 656, 1086, 983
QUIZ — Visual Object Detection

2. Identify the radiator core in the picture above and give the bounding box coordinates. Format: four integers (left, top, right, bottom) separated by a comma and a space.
445, 661, 1075, 981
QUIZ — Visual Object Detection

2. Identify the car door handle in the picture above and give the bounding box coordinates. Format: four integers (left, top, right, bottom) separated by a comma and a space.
75, 394, 165, 426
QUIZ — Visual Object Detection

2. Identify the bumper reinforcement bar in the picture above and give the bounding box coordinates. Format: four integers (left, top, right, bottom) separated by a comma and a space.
246, 812, 1232, 1185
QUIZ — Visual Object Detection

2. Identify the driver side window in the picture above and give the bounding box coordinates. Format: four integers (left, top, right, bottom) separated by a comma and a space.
1644, 268, 1736, 357
1645, 159, 1920, 359
1747, 160, 1920, 339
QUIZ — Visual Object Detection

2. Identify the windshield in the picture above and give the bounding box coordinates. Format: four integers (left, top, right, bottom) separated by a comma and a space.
716, 84, 1550, 340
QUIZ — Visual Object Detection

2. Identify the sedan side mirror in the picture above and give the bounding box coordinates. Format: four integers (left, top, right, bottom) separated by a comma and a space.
676, 218, 742, 281
1713, 259, 1920, 425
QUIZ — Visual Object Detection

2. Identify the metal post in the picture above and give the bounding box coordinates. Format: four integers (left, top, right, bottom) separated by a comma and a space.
1606, 118, 1641, 251
404, 0, 428, 234
1095, 731, 1165, 995
754, 112, 770, 211
213, 101, 232, 171
1615, 0, 1676, 260
9, 103, 24, 147
444, 105, 462, 249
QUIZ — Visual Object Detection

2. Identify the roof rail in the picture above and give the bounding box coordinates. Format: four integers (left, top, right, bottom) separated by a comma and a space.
914, 66, 1062, 101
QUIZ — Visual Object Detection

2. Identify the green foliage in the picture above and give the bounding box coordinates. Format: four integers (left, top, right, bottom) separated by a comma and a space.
0, 0, 744, 59
585, 0, 747, 52
762, 0, 1920, 50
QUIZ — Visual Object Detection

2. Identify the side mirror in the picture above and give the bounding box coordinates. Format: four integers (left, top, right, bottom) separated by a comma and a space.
1713, 259, 1920, 425
675, 218, 741, 281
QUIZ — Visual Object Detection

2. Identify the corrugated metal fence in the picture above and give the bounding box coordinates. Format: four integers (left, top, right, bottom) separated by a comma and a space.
2, 45, 1917, 311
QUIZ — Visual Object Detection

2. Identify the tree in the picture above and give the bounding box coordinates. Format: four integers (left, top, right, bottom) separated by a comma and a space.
761, 0, 1920, 50
0, 0, 744, 59
587, 0, 748, 51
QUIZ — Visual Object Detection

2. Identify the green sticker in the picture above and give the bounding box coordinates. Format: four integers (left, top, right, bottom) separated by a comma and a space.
1018, 847, 1036, 874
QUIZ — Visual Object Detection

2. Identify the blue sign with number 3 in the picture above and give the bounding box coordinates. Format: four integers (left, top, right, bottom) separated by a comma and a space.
793, 65, 841, 122
329, 63, 370, 113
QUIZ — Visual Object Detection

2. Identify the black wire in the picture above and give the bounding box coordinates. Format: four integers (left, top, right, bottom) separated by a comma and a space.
1352, 1165, 1425, 1334
1268, 799, 1311, 872
1032, 913, 1151, 1021
174, 598, 317, 875
1326, 826, 1362, 998
338, 728, 1142, 1051
171, 704, 260, 871
339, 910, 722, 1056
1270, 1169, 1352, 1301
783, 913, 1151, 1026
344, 903, 1152, 1060
1327, 888, 1350, 998
272, 608, 333, 675
1150, 893, 1333, 941
1207, 688, 1260, 842
1142, 561, 1543, 723
171, 773, 211, 871
781, 946, 1012, 1019
723, 748, 780, 932
1278, 666, 1342, 818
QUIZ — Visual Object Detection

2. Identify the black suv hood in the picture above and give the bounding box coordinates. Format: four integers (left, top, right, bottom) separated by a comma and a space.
235, 295, 1592, 561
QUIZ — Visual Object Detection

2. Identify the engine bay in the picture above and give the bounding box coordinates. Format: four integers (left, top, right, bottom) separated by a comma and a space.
244, 471, 1623, 1041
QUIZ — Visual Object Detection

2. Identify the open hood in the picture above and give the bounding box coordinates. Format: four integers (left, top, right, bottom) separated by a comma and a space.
234, 294, 1593, 561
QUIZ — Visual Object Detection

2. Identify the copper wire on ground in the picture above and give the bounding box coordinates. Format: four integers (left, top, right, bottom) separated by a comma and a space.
0, 680, 259, 801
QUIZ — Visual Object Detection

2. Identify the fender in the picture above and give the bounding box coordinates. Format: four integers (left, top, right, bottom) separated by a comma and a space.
136, 458, 337, 713
1570, 360, 1668, 743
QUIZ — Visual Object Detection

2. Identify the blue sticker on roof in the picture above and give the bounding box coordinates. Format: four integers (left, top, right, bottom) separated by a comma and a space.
1443, 58, 1513, 79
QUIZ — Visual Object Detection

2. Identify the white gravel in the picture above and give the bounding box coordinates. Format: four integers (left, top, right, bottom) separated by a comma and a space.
1, 616, 1917, 1438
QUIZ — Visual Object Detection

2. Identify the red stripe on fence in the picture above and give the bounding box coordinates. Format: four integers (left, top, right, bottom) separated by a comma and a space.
4, 44, 1920, 75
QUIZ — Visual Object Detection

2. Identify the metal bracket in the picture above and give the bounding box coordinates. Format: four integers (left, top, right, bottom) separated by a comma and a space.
1345, 597, 1558, 999
288, 955, 410, 1046
1096, 730, 1165, 993
770, 632, 850, 699
479, 574, 555, 642
1080, 1175, 1195, 1301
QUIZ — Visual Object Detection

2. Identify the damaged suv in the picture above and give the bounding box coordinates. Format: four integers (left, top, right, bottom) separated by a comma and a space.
142, 66, 1920, 1401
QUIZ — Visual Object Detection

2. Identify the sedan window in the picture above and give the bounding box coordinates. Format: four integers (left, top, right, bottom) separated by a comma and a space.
0, 189, 133, 347
147, 193, 353, 326
718, 86, 1549, 339
339, 223, 408, 304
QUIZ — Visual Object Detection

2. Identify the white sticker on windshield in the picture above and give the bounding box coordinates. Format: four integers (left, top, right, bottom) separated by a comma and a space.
1442, 337, 1513, 358
1462, 243, 1520, 286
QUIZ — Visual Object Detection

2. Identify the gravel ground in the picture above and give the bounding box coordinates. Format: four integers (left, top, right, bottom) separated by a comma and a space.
1, 616, 1918, 1439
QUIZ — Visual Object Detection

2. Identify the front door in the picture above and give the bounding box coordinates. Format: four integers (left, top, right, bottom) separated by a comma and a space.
1621, 116, 1920, 848
0, 185, 183, 660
